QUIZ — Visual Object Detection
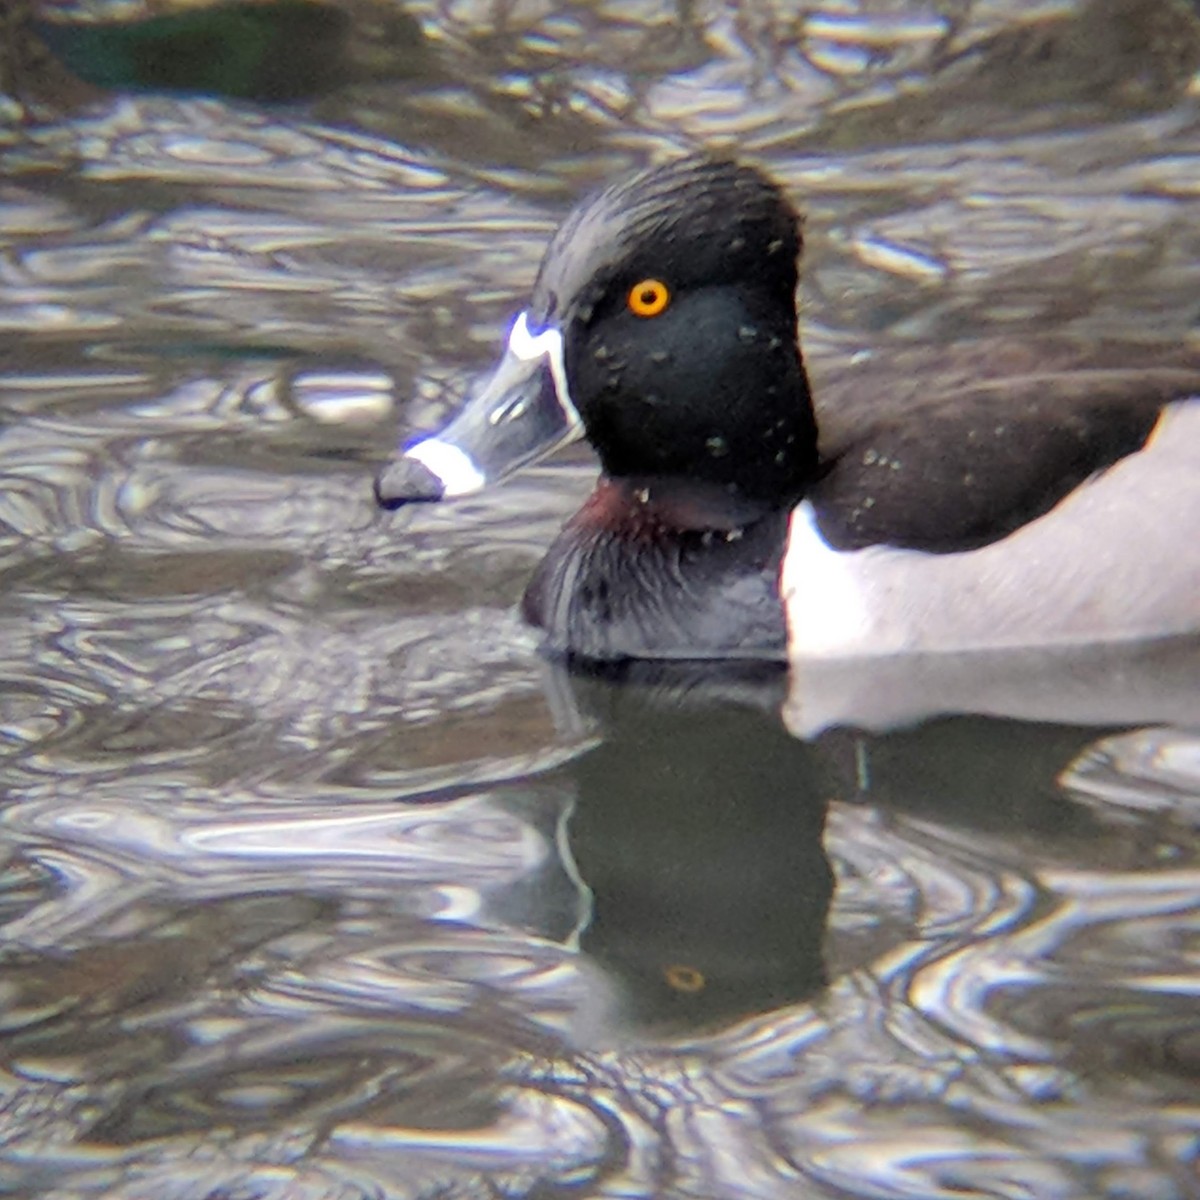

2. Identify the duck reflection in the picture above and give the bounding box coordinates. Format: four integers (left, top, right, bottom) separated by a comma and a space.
542, 654, 1138, 1038
558, 662, 835, 1034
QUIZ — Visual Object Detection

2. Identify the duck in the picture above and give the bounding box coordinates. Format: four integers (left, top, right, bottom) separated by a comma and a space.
374, 155, 1200, 666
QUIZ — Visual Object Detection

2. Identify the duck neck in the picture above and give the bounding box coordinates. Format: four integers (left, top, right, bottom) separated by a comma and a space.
584, 476, 786, 531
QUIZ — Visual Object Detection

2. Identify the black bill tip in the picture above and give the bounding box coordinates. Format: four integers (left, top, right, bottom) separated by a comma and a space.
373, 456, 445, 509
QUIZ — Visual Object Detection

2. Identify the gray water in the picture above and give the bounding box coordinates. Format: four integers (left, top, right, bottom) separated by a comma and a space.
2, 1, 1200, 1196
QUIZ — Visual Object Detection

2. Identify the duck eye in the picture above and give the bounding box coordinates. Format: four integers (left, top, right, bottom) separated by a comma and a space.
627, 278, 670, 318
662, 963, 706, 993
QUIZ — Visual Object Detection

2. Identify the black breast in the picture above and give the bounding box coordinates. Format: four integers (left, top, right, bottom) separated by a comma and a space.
521, 480, 791, 662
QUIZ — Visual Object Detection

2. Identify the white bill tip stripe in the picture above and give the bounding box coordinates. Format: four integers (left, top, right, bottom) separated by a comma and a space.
406, 438, 486, 497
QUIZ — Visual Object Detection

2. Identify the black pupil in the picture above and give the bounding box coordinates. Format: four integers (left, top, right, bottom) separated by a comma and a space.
641, 287, 656, 305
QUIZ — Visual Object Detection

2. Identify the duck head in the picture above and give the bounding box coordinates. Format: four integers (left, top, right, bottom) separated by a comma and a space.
375, 156, 818, 511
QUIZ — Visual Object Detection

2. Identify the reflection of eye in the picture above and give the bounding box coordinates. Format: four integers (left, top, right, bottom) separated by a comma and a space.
663, 963, 706, 993
628, 279, 671, 318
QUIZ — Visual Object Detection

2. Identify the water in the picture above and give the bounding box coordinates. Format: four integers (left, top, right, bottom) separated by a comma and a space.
1, 1, 1199, 1196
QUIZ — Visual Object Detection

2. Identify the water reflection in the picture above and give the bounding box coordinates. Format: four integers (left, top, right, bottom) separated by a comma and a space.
787, 634, 1200, 735
548, 658, 1191, 1043
2, 625, 1196, 1196
561, 665, 834, 1033
32, 0, 431, 102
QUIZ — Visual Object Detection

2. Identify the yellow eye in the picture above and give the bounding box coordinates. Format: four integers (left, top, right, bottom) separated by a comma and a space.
628, 278, 671, 318
663, 963, 706, 993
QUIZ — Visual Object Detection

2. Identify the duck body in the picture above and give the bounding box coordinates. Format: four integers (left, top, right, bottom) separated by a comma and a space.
375, 157, 1200, 664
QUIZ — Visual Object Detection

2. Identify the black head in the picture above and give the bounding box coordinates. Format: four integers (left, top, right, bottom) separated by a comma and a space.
374, 157, 818, 514
530, 156, 817, 505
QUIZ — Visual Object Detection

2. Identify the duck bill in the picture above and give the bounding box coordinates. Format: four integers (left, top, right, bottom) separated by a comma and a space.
374, 314, 582, 508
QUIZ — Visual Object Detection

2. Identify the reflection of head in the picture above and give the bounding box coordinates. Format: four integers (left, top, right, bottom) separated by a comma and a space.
562, 670, 834, 1037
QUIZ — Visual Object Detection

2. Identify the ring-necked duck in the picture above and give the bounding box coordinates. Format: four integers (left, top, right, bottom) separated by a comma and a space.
375, 156, 1200, 664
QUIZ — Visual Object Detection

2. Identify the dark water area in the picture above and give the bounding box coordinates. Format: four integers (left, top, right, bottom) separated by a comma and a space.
1, 1, 1200, 1196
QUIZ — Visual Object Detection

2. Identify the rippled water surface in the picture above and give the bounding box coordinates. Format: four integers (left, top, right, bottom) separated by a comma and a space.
2, 1, 1200, 1196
